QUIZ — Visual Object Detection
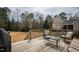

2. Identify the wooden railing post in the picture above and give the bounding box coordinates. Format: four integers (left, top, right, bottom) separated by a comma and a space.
29, 30, 31, 41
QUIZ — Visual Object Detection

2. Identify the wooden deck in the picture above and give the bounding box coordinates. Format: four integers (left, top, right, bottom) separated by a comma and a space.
12, 37, 69, 52
68, 38, 79, 52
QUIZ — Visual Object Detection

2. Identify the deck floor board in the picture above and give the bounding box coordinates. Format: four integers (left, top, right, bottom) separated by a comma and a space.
12, 37, 69, 52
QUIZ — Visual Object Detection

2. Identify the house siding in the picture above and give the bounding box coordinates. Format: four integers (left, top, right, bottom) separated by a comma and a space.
52, 16, 64, 30
73, 21, 79, 31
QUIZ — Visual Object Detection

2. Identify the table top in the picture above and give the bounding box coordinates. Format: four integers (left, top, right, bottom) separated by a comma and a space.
44, 35, 60, 40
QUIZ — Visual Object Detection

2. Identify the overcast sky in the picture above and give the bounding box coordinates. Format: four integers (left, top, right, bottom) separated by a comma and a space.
9, 7, 79, 20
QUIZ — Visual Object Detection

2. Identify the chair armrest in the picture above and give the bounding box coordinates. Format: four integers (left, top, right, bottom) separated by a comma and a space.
61, 35, 66, 38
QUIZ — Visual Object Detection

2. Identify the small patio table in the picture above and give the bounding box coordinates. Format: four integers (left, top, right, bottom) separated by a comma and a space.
44, 35, 61, 48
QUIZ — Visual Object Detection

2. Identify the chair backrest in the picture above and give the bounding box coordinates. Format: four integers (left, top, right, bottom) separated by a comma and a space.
44, 30, 50, 36
66, 32, 73, 39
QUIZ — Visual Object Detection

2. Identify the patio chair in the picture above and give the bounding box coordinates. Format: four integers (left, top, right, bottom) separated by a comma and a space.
61, 31, 74, 43
43, 30, 50, 41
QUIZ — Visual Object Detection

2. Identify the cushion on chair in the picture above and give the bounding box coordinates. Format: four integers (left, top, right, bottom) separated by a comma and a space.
66, 32, 73, 39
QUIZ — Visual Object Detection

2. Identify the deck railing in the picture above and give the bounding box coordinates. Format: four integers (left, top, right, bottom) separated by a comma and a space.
24, 29, 65, 41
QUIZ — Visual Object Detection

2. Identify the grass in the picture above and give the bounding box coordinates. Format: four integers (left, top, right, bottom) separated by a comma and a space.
10, 31, 43, 43
10, 31, 64, 43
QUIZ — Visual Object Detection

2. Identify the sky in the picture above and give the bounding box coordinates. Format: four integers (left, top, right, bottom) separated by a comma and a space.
9, 7, 79, 20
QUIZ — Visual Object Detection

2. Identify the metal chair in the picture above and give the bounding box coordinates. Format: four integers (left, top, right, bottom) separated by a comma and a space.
61, 31, 74, 43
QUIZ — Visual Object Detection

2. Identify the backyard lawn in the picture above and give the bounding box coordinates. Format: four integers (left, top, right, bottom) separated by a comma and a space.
10, 31, 64, 43
10, 31, 43, 43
